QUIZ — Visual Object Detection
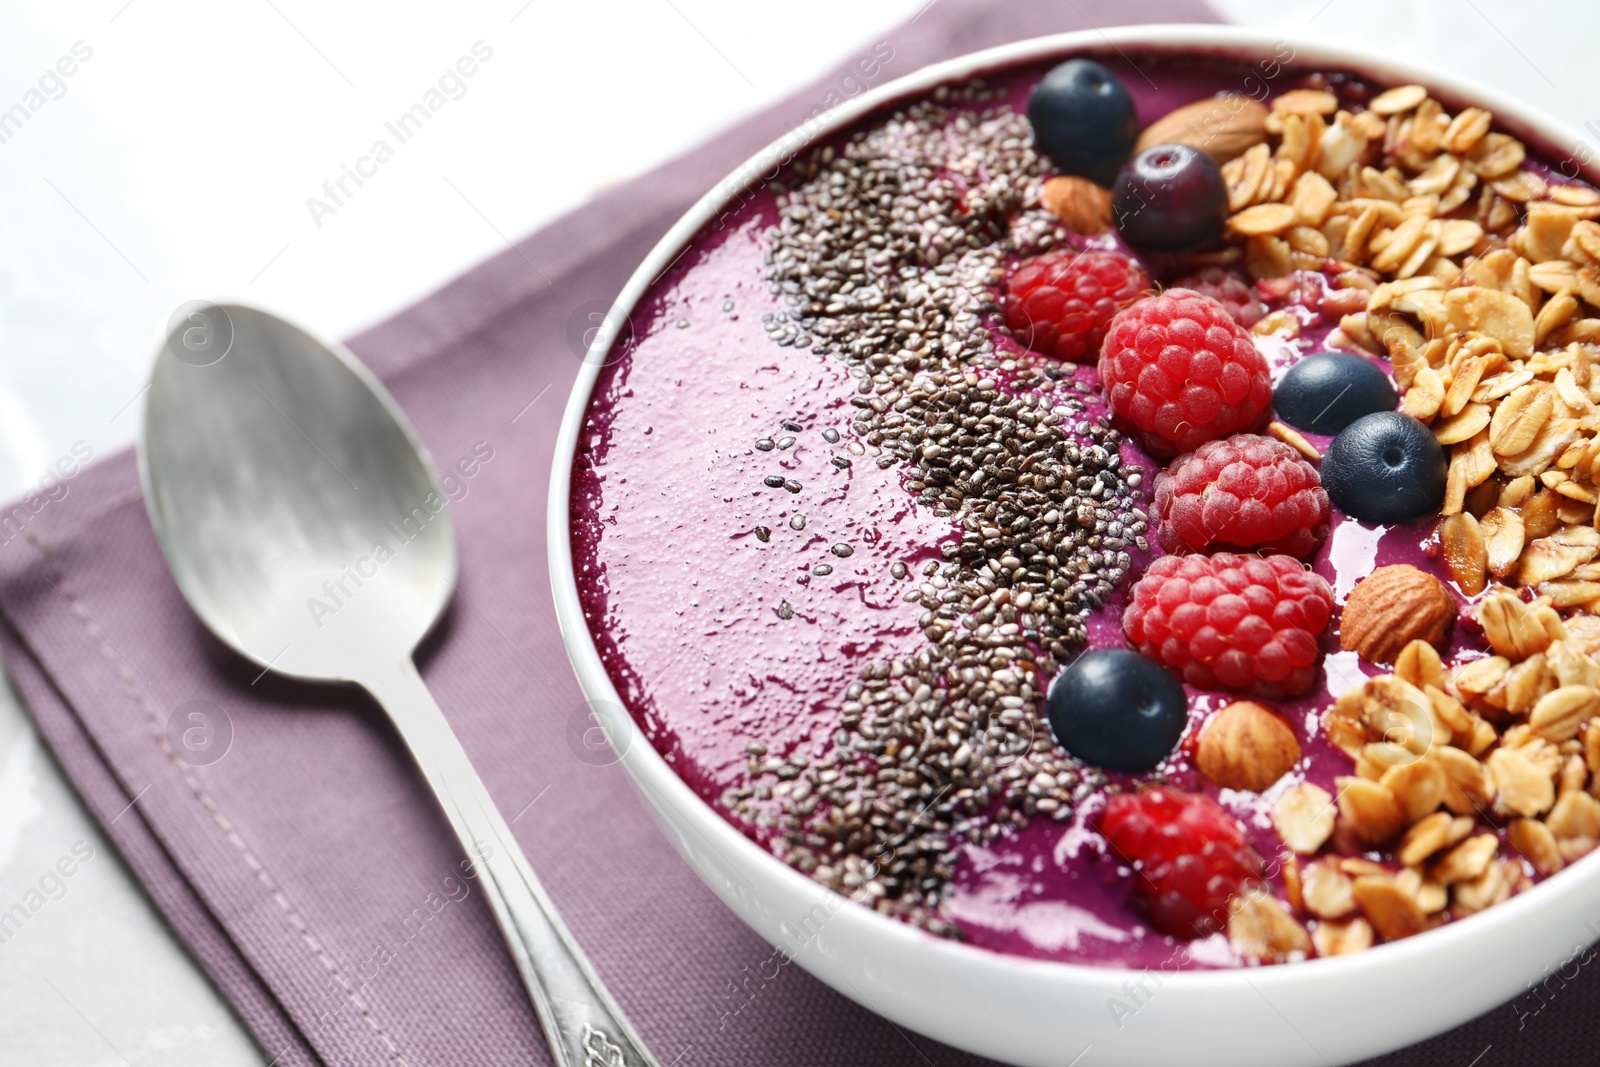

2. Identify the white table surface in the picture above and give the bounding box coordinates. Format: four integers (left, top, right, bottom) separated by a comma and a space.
1, 1, 1597, 1062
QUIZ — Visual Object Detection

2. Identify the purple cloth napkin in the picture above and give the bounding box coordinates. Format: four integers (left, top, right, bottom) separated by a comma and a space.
6, 2, 1594, 1064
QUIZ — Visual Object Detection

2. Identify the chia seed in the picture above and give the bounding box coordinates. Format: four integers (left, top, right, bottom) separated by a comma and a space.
763, 474, 786, 488
731, 84, 1139, 934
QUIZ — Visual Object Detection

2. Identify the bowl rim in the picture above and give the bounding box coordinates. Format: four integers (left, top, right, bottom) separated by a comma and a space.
547, 21, 1600, 1001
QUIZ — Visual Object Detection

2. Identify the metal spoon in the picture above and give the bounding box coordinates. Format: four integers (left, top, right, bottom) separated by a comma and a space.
139, 302, 658, 1067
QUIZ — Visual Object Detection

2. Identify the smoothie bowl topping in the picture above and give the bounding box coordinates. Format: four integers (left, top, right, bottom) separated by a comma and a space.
571, 50, 1600, 969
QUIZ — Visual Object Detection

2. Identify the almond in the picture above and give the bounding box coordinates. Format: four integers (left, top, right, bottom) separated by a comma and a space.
1134, 93, 1269, 163
1195, 701, 1301, 792
1339, 565, 1456, 665
1040, 175, 1111, 235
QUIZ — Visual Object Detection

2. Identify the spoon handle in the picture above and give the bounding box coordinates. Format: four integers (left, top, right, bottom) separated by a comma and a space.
365, 659, 661, 1067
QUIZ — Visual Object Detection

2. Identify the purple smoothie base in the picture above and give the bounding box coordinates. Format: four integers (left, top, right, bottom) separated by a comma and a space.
571, 54, 1548, 970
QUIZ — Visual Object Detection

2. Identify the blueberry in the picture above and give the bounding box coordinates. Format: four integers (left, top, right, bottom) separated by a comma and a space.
1047, 649, 1187, 772
1274, 352, 1398, 435
1027, 59, 1139, 187
1112, 144, 1228, 253
1321, 411, 1447, 524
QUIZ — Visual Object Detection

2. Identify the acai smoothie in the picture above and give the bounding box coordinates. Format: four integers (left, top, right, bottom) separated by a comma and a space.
571, 48, 1600, 969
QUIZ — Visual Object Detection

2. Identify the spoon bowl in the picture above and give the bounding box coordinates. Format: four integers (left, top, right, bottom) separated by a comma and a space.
142, 304, 454, 682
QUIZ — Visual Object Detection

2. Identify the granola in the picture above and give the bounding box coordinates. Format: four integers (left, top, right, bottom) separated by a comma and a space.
1219, 82, 1600, 607
1205, 79, 1600, 958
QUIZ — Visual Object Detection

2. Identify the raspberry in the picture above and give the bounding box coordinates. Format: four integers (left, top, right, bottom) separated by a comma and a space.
1167, 266, 1265, 327
1096, 289, 1272, 459
1256, 269, 1332, 313
1003, 249, 1150, 362
1152, 433, 1330, 558
1122, 553, 1335, 698
1100, 786, 1263, 938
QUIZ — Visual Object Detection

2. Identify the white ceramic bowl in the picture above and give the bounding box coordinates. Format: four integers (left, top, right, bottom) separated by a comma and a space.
549, 25, 1600, 1067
